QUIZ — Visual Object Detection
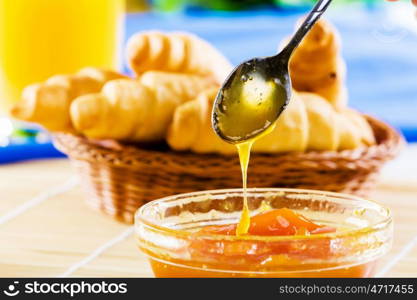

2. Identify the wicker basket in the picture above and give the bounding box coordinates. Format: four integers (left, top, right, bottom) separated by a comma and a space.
53, 115, 403, 224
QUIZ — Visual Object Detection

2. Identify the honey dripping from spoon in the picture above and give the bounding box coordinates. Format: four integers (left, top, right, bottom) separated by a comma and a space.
212, 0, 333, 235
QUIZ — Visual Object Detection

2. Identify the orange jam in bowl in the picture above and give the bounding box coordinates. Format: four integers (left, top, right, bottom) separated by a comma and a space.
135, 188, 392, 278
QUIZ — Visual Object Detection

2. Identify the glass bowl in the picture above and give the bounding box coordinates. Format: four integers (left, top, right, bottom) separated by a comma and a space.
135, 188, 392, 278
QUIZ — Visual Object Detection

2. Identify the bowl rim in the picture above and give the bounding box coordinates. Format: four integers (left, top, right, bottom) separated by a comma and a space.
135, 187, 392, 242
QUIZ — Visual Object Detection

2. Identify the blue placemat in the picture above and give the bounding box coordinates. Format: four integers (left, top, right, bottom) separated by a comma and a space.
124, 5, 417, 141
0, 142, 65, 164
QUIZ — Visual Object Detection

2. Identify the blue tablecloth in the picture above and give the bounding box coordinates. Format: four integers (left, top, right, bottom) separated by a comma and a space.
124, 6, 417, 141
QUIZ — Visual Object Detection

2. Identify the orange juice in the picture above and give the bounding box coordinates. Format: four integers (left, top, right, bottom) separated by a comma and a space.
0, 0, 125, 113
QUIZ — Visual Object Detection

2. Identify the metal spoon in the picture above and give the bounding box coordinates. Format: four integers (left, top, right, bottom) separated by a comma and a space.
212, 0, 333, 144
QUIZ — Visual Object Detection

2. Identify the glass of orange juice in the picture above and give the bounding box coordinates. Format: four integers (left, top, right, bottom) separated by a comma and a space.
0, 0, 125, 114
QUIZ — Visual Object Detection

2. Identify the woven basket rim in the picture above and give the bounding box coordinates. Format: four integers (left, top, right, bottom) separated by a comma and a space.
53, 114, 404, 171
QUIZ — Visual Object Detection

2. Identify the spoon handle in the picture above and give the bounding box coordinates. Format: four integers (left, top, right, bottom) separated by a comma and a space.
279, 0, 333, 61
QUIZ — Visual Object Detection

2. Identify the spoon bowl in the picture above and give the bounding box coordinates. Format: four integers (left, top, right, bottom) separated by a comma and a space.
212, 55, 291, 143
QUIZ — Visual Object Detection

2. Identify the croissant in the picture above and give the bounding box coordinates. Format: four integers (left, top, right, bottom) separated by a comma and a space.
70, 71, 216, 141
126, 31, 233, 84
167, 88, 236, 154
11, 68, 125, 132
167, 89, 375, 155
283, 19, 348, 109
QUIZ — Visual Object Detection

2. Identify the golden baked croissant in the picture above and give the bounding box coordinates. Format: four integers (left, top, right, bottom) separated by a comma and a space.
296, 92, 375, 151
283, 19, 347, 109
126, 31, 233, 84
70, 71, 217, 141
11, 68, 125, 132
167, 89, 375, 155
167, 88, 236, 154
